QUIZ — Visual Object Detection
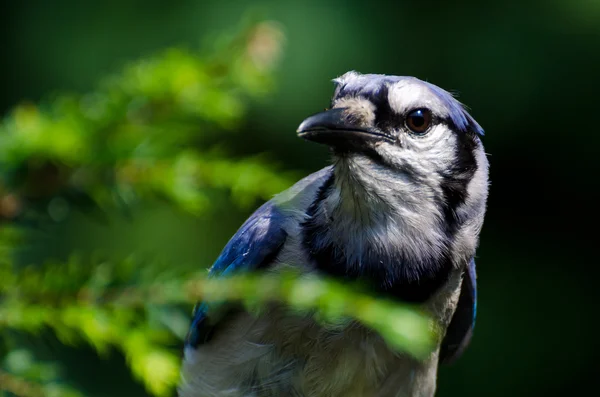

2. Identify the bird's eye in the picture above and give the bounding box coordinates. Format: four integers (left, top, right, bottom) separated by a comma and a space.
405, 108, 432, 135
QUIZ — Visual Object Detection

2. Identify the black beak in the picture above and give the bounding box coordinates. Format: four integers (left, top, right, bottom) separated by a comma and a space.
296, 108, 390, 150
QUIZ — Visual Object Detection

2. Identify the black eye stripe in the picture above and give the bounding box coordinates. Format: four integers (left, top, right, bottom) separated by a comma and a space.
370, 87, 396, 131
335, 88, 468, 137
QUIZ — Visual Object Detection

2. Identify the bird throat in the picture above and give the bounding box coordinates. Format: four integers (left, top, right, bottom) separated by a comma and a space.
301, 167, 454, 304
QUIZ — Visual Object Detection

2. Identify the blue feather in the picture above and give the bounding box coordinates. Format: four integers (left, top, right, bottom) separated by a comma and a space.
185, 201, 287, 347
440, 257, 478, 363
468, 257, 477, 328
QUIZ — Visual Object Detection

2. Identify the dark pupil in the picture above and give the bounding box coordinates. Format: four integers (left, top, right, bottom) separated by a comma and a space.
410, 111, 425, 127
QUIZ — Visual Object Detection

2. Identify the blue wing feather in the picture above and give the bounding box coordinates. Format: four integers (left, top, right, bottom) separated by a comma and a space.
440, 257, 477, 363
186, 201, 287, 347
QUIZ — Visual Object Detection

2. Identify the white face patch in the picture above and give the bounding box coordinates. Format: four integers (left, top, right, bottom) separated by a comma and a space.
387, 80, 450, 119
388, 124, 460, 174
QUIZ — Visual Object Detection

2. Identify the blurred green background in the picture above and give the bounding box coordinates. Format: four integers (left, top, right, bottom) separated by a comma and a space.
1, 0, 598, 396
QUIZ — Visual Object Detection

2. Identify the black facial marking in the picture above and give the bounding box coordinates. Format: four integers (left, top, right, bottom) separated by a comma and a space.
438, 128, 479, 238
369, 84, 396, 132
303, 173, 335, 222
335, 82, 397, 134
302, 175, 452, 303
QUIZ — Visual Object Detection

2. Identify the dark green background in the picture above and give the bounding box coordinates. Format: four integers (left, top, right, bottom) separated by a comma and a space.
2, 1, 598, 396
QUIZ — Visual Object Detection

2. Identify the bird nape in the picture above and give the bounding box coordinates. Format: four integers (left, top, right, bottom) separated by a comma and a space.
179, 71, 489, 397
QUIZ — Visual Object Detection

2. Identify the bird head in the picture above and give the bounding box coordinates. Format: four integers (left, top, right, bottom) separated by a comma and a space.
298, 72, 489, 288
298, 71, 485, 183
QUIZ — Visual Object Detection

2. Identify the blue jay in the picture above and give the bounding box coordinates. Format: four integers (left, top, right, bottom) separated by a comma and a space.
179, 72, 489, 397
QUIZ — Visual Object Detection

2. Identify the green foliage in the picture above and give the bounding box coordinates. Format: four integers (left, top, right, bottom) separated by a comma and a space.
0, 20, 291, 220
0, 19, 437, 397
0, 258, 438, 396
1, 351, 84, 397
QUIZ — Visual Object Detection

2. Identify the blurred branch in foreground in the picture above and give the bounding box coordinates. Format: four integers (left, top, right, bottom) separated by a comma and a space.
0, 366, 83, 397
0, 18, 291, 397
0, 368, 45, 397
0, 258, 438, 396
0, 19, 291, 224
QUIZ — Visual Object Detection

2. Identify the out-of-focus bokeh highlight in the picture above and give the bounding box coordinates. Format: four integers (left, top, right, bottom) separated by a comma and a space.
1, 1, 598, 396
